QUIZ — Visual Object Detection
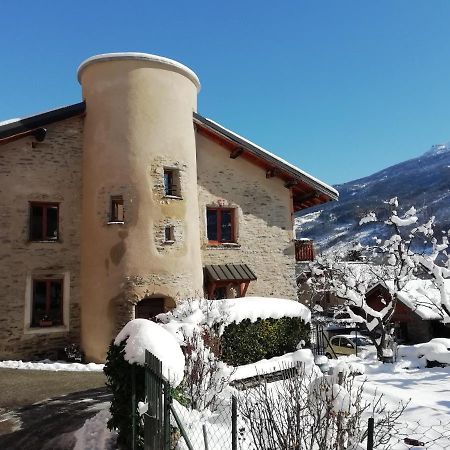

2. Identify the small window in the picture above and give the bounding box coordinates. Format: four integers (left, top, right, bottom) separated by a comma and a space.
206, 208, 235, 244
164, 225, 175, 242
31, 279, 63, 327
29, 202, 59, 241
163, 169, 181, 197
110, 196, 124, 222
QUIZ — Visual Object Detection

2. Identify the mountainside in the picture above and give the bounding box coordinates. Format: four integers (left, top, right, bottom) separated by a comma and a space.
295, 144, 450, 253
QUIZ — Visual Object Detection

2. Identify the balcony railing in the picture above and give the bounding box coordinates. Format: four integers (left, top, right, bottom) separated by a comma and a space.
295, 239, 315, 262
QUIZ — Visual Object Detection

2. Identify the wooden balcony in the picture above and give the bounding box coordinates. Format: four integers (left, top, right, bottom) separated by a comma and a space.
295, 239, 315, 262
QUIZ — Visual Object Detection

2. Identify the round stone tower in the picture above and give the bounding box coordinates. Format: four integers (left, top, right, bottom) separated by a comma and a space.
78, 53, 204, 362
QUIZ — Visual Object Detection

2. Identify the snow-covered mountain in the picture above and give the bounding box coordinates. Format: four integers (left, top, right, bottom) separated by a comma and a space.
295, 143, 450, 253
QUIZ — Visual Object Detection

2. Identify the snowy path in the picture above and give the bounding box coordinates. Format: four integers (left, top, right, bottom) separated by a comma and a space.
0, 387, 111, 450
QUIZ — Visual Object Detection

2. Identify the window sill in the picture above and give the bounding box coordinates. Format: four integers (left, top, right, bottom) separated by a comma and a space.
107, 221, 125, 225
207, 242, 241, 249
24, 325, 68, 335
28, 239, 60, 243
163, 240, 175, 245
163, 195, 183, 200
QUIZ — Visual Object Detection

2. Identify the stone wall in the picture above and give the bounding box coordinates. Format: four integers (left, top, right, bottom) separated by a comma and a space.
0, 116, 83, 360
196, 133, 297, 299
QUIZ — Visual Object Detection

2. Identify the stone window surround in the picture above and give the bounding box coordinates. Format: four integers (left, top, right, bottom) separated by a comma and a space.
23, 271, 71, 335
163, 166, 182, 199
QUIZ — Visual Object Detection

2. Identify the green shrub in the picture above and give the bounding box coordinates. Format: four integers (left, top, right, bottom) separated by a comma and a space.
221, 317, 310, 366
104, 341, 145, 450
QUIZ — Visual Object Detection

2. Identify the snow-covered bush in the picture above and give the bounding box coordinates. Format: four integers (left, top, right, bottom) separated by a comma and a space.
104, 319, 185, 450
221, 316, 310, 365
104, 341, 145, 450
239, 366, 406, 450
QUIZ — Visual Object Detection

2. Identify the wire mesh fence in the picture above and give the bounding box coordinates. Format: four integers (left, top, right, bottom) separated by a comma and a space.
170, 395, 237, 450
386, 419, 450, 450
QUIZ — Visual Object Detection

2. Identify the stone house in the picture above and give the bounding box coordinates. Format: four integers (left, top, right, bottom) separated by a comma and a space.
0, 52, 338, 362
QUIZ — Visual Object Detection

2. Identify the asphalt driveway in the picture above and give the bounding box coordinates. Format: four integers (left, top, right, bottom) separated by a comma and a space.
0, 368, 111, 450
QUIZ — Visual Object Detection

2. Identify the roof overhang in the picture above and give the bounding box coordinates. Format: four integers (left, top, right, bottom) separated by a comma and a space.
204, 264, 257, 283
194, 113, 338, 211
0, 102, 339, 212
0, 102, 86, 144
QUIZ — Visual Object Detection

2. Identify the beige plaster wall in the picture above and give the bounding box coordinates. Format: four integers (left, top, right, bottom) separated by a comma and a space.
79, 57, 203, 362
196, 133, 297, 299
0, 117, 83, 360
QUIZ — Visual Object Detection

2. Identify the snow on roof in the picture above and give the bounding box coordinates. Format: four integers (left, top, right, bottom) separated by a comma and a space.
77, 52, 201, 91
114, 319, 185, 387
196, 115, 338, 199
0, 118, 20, 126
385, 279, 450, 321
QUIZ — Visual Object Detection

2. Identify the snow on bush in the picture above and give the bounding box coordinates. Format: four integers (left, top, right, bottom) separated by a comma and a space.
114, 318, 185, 387
158, 296, 310, 340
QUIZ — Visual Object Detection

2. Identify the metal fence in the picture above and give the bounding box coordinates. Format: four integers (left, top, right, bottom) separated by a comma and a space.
131, 350, 450, 450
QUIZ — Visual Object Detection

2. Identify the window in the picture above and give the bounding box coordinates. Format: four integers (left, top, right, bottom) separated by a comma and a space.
31, 279, 63, 327
206, 208, 235, 244
163, 168, 181, 197
110, 196, 124, 222
164, 225, 175, 242
29, 202, 59, 241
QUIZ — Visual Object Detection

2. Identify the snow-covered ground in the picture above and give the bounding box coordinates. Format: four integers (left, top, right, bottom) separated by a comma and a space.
328, 351, 450, 449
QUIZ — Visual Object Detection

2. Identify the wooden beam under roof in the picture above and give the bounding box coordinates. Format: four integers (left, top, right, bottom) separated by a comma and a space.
229, 147, 244, 159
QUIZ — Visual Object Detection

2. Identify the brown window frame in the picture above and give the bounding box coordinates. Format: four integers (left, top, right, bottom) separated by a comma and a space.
29, 202, 60, 242
31, 278, 64, 327
110, 196, 124, 222
206, 207, 236, 244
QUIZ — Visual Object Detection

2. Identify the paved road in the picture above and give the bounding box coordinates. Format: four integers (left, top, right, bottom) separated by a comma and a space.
0, 369, 111, 450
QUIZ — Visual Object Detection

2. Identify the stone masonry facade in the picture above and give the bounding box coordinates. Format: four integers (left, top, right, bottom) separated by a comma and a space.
0, 117, 83, 360
0, 116, 298, 360
196, 133, 297, 299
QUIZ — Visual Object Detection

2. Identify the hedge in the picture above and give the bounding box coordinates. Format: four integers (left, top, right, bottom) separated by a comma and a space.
104, 341, 146, 450
221, 316, 310, 366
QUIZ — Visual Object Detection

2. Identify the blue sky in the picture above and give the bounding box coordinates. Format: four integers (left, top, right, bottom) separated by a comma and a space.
2, 1, 450, 185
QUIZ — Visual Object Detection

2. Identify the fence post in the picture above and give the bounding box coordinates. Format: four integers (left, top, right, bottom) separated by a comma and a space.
367, 417, 374, 450
131, 364, 136, 450
232, 395, 237, 450
202, 423, 209, 450
163, 380, 171, 450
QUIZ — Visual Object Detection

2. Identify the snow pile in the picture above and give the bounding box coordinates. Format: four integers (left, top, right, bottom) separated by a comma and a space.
231, 349, 316, 381
73, 409, 117, 450
0, 359, 104, 372
158, 297, 310, 341
398, 338, 450, 366
114, 319, 185, 387
328, 356, 366, 376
